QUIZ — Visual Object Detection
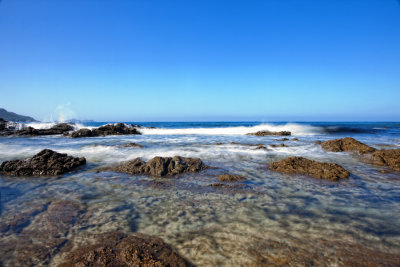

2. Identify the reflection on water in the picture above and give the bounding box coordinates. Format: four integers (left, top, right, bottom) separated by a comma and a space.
1, 122, 400, 266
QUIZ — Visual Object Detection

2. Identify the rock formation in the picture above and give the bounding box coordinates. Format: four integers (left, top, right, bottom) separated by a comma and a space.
321, 137, 376, 154
269, 156, 350, 181
67, 123, 141, 138
113, 156, 207, 177
247, 131, 291, 136
0, 149, 86, 176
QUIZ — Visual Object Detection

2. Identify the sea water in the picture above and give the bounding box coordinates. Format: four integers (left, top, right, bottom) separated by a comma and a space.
0, 122, 399, 266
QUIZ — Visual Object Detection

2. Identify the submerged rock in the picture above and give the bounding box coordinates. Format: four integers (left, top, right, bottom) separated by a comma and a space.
370, 148, 400, 171
0, 149, 86, 176
269, 156, 350, 181
321, 137, 376, 154
247, 130, 291, 136
59, 232, 189, 267
113, 156, 207, 177
123, 142, 144, 148
67, 123, 141, 138
218, 174, 246, 182
270, 143, 288, 148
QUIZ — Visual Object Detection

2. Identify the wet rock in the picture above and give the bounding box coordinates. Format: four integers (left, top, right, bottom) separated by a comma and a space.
123, 142, 144, 148
275, 138, 289, 141
218, 174, 246, 182
292, 138, 299, 141
113, 156, 207, 177
1, 123, 74, 136
321, 137, 376, 154
315, 140, 322, 145
0, 149, 86, 176
67, 123, 141, 138
59, 232, 189, 267
370, 148, 400, 171
215, 142, 223, 145
0, 201, 84, 266
254, 144, 268, 150
247, 131, 291, 136
269, 156, 350, 181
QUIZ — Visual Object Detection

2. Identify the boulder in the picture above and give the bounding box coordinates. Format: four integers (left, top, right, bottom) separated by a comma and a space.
247, 131, 291, 136
0, 149, 86, 176
218, 174, 246, 182
370, 149, 400, 171
59, 232, 189, 267
113, 156, 207, 177
269, 156, 350, 181
321, 137, 376, 154
68, 123, 141, 138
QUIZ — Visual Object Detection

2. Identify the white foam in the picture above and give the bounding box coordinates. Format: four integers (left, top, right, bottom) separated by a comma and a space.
140, 123, 324, 136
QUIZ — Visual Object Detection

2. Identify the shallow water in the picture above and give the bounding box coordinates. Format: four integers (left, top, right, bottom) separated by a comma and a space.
1, 122, 400, 266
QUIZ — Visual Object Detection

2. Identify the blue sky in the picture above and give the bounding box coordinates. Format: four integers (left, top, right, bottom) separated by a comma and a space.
0, 0, 399, 122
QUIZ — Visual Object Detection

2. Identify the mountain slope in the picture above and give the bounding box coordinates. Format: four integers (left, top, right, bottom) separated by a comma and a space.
0, 108, 37, 122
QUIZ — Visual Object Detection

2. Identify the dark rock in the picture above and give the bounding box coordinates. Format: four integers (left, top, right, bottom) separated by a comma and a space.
321, 137, 376, 154
0, 117, 7, 130
0, 149, 86, 176
113, 156, 207, 177
254, 144, 268, 150
218, 174, 246, 182
269, 156, 350, 181
247, 131, 291, 136
123, 142, 144, 148
67, 123, 141, 138
370, 149, 400, 171
1, 123, 74, 136
59, 232, 189, 267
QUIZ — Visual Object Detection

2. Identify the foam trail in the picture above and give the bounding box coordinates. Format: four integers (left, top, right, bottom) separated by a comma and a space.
140, 123, 324, 136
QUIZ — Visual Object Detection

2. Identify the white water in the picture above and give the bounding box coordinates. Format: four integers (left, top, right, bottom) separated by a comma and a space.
141, 123, 324, 136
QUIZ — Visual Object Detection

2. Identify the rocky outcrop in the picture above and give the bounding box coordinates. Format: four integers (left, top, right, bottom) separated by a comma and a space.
59, 232, 189, 267
321, 137, 376, 154
269, 157, 350, 181
247, 131, 291, 136
113, 156, 207, 177
218, 174, 246, 182
370, 149, 400, 171
123, 142, 144, 148
0, 123, 74, 136
67, 123, 141, 138
0, 149, 86, 176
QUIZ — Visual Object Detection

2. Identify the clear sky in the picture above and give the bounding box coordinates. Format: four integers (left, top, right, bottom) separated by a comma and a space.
0, 0, 399, 122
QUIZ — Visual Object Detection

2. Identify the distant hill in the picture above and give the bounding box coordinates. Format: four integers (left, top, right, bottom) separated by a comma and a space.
0, 108, 37, 122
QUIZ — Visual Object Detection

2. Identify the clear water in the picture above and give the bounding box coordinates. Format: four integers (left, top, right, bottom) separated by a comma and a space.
1, 122, 400, 266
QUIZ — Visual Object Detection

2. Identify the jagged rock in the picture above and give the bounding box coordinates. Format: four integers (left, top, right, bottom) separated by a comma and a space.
113, 156, 207, 177
67, 123, 141, 138
0, 149, 86, 176
0, 123, 74, 136
321, 137, 376, 154
59, 232, 189, 267
269, 157, 350, 181
247, 131, 291, 136
370, 149, 400, 171
123, 142, 144, 148
218, 174, 246, 182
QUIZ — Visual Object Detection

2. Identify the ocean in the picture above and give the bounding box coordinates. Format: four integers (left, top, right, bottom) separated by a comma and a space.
1, 121, 400, 266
